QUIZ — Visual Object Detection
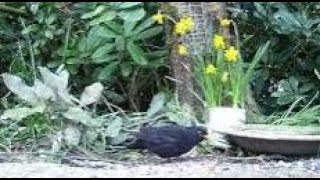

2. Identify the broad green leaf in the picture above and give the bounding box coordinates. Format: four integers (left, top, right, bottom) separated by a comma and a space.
33, 79, 56, 101
44, 30, 54, 39
145, 50, 169, 59
81, 5, 106, 19
1, 73, 40, 105
95, 25, 119, 39
66, 58, 83, 65
126, 41, 148, 65
45, 14, 57, 25
104, 90, 126, 104
124, 20, 139, 36
38, 67, 69, 91
147, 92, 167, 118
133, 17, 155, 34
22, 24, 39, 35
97, 62, 119, 80
288, 76, 299, 92
88, 10, 117, 26
86, 32, 105, 52
115, 37, 126, 51
118, 8, 146, 22
78, 36, 87, 53
133, 26, 163, 40
92, 54, 118, 64
0, 106, 45, 121
116, 2, 142, 9
105, 21, 123, 35
63, 107, 101, 127
91, 44, 115, 59
277, 94, 296, 105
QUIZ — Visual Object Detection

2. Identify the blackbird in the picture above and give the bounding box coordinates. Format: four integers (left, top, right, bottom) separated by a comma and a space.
127, 124, 208, 158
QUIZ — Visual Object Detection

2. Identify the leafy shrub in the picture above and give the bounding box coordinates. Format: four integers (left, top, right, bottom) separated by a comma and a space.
228, 2, 320, 116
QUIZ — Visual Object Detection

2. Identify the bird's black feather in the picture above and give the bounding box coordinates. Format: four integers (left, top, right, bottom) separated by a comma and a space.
127, 124, 207, 158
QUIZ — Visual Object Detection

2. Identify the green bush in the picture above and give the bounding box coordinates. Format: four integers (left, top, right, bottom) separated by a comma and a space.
228, 2, 320, 116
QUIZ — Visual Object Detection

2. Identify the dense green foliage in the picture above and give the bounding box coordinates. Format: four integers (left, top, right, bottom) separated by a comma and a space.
229, 2, 320, 116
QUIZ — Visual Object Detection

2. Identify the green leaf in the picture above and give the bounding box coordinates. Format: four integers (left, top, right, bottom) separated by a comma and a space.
105, 21, 123, 35
0, 106, 45, 121
96, 25, 119, 39
276, 94, 296, 105
38, 67, 69, 91
118, 8, 146, 22
92, 54, 118, 64
22, 24, 39, 35
45, 14, 57, 25
288, 76, 299, 92
126, 41, 148, 65
116, 2, 142, 9
88, 10, 117, 26
133, 26, 163, 40
66, 58, 83, 65
106, 116, 123, 138
81, 5, 106, 19
115, 37, 126, 51
33, 79, 56, 101
145, 50, 169, 59
104, 90, 126, 104
63, 107, 101, 127
133, 17, 155, 34
97, 62, 119, 80
1, 73, 40, 105
147, 92, 167, 118
86, 32, 105, 52
120, 62, 132, 77
91, 44, 115, 59
124, 20, 139, 36
44, 30, 54, 39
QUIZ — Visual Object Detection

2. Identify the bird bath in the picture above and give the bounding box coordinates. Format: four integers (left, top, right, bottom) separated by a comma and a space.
216, 124, 320, 155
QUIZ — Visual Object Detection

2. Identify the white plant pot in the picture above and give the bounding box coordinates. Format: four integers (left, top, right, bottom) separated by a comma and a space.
206, 107, 246, 149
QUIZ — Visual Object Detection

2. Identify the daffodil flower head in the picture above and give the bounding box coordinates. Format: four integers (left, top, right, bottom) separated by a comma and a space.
152, 11, 165, 24
174, 16, 194, 36
220, 19, 232, 27
177, 44, 188, 56
213, 34, 225, 50
205, 64, 217, 75
225, 46, 239, 62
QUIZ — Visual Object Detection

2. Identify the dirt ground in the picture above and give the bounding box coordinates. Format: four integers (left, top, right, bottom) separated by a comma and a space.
0, 153, 319, 178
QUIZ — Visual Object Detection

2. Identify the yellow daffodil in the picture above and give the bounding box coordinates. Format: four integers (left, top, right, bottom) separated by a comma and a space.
177, 44, 188, 56
205, 64, 217, 75
225, 46, 239, 62
175, 21, 187, 36
222, 72, 229, 83
152, 11, 165, 24
181, 17, 194, 29
220, 19, 232, 27
213, 35, 225, 49
174, 16, 194, 36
